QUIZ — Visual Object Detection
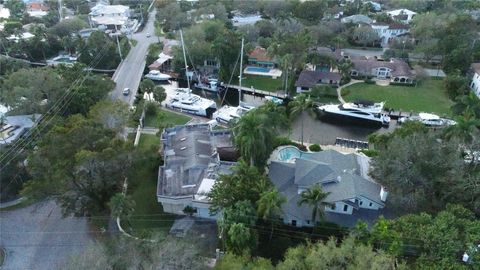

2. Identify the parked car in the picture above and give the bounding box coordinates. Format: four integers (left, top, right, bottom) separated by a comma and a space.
146, 33, 151, 38
123, 88, 130, 96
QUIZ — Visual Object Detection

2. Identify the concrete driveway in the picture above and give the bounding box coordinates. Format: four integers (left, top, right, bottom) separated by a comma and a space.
0, 200, 94, 270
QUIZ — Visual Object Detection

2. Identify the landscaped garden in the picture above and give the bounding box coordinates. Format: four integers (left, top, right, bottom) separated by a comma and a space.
342, 79, 453, 116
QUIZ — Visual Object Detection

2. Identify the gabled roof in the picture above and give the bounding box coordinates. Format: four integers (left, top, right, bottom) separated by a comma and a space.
341, 14, 373, 24
351, 58, 413, 77
295, 70, 342, 88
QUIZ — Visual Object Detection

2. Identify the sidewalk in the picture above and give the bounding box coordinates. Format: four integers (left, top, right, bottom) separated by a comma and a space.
337, 79, 363, 104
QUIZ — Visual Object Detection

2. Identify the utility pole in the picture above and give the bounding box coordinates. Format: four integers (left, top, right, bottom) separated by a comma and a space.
58, 0, 63, 22
115, 25, 123, 60
238, 38, 244, 106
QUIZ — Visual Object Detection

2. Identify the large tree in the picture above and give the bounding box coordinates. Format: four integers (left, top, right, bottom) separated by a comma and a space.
233, 110, 275, 167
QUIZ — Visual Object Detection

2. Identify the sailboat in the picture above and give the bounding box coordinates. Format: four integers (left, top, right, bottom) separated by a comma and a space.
212, 38, 253, 124
165, 30, 217, 117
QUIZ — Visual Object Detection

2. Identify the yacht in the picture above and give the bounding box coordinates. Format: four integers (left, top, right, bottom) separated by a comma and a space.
166, 91, 217, 117
144, 70, 171, 81
212, 104, 251, 124
398, 113, 456, 127
317, 100, 390, 126
194, 78, 224, 93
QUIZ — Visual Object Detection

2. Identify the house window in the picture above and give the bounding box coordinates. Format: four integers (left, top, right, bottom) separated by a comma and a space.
369, 202, 373, 207
343, 205, 348, 212
306, 220, 310, 225
360, 201, 363, 206
292, 220, 297, 226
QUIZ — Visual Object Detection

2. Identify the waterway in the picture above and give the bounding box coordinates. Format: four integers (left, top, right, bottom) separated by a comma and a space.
164, 80, 397, 145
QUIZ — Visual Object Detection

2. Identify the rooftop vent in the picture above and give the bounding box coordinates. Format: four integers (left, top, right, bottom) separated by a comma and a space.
180, 137, 187, 141
181, 146, 187, 150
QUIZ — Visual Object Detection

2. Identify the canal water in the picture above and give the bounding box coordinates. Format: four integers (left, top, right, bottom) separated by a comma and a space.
172, 80, 396, 145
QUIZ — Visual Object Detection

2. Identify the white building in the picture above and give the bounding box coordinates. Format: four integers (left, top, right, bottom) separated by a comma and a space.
231, 11, 262, 26
386, 9, 417, 24
470, 63, 480, 97
0, 4, 10, 19
370, 23, 410, 46
268, 147, 387, 227
156, 124, 236, 220
89, 4, 130, 30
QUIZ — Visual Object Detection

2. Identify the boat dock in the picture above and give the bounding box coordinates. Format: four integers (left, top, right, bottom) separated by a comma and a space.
224, 84, 287, 99
384, 110, 416, 120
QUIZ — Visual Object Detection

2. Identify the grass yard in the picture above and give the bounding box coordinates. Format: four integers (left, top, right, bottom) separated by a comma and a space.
233, 75, 291, 92
138, 134, 160, 150
144, 108, 191, 127
343, 79, 453, 116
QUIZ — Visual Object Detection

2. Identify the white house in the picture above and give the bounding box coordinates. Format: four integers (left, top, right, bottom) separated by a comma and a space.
231, 11, 262, 26
268, 147, 388, 227
470, 63, 480, 97
156, 124, 236, 220
370, 23, 410, 46
89, 4, 130, 30
386, 9, 417, 24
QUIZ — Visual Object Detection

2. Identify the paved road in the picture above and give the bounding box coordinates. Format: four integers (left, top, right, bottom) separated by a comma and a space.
0, 200, 94, 270
110, 9, 162, 105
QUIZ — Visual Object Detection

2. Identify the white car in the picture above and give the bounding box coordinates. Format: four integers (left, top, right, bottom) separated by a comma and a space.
146, 33, 151, 38
122, 88, 130, 96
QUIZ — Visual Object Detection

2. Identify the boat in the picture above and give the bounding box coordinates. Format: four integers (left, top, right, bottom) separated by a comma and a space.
194, 77, 224, 92
212, 104, 251, 124
317, 100, 390, 126
164, 30, 217, 117
398, 112, 456, 127
144, 70, 171, 81
214, 38, 255, 125
166, 91, 217, 117
265, 96, 283, 105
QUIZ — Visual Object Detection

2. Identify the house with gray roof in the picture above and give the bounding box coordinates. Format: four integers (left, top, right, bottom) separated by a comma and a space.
268, 147, 388, 227
295, 70, 342, 93
350, 58, 414, 84
157, 123, 236, 219
341, 14, 373, 25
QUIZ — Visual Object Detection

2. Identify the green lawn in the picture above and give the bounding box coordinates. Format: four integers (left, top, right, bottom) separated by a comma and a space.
235, 75, 288, 92
144, 109, 191, 128
125, 134, 175, 236
343, 79, 453, 116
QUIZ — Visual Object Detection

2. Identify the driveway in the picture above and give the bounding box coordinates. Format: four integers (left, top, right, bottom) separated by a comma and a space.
110, 9, 162, 105
0, 200, 94, 270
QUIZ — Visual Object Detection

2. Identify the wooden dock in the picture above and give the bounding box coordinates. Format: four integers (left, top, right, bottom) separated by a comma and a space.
224, 84, 287, 99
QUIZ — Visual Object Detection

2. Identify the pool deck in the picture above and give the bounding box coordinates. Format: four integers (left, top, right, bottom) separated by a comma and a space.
243, 67, 282, 79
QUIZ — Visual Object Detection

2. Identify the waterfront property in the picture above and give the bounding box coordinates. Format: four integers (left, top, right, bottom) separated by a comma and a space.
343, 79, 453, 115
156, 124, 236, 219
0, 114, 42, 145
295, 70, 342, 93
386, 9, 417, 24
268, 146, 387, 227
469, 63, 480, 98
245, 46, 282, 79
350, 58, 414, 84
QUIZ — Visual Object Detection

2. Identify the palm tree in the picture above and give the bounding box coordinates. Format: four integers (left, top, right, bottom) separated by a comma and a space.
443, 113, 480, 143
337, 60, 353, 82
289, 94, 313, 146
108, 193, 135, 220
298, 184, 333, 225
257, 188, 286, 241
451, 92, 480, 118
233, 110, 275, 167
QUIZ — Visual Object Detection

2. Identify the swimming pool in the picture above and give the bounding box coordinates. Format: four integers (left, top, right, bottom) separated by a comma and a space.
245, 66, 271, 73
277, 146, 314, 162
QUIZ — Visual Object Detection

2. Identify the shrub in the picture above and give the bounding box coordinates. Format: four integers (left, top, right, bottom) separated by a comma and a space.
359, 149, 379, 157
309, 144, 322, 152
364, 78, 375, 84
145, 101, 159, 116
273, 137, 307, 151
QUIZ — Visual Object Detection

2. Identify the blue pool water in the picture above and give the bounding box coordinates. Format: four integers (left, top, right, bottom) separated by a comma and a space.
278, 146, 314, 162
245, 66, 271, 73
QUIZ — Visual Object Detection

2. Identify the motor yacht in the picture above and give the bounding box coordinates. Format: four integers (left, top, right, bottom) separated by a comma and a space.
398, 112, 456, 127
317, 100, 390, 126
166, 92, 217, 117
144, 70, 171, 81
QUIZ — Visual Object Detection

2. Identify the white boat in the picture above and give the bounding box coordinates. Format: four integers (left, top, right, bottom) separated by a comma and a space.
166, 92, 217, 117
398, 112, 456, 127
212, 104, 251, 124
317, 100, 390, 126
164, 30, 217, 117
144, 70, 171, 81
194, 78, 224, 92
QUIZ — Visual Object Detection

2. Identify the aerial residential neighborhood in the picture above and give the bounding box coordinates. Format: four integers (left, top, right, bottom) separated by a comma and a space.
0, 0, 480, 269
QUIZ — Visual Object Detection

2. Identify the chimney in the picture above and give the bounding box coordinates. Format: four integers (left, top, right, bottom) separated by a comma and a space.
380, 186, 388, 202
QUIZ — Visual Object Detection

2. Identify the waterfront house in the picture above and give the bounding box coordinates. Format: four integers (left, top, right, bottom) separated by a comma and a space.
469, 63, 480, 97
156, 124, 236, 219
148, 39, 179, 73
244, 46, 282, 79
350, 58, 414, 84
268, 147, 388, 227
295, 70, 342, 93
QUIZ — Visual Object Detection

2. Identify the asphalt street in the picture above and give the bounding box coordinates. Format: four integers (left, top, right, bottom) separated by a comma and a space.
0, 200, 94, 270
110, 9, 162, 105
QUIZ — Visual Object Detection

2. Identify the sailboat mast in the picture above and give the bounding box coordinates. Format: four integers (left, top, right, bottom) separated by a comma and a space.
180, 29, 190, 90
238, 38, 244, 106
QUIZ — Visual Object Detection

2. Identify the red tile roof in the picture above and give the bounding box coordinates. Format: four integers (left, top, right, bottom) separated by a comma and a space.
248, 46, 272, 62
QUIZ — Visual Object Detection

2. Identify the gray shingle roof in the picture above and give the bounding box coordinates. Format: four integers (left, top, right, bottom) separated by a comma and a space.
295, 70, 342, 88
351, 58, 413, 77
